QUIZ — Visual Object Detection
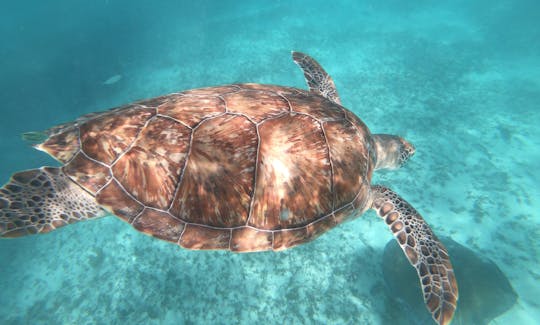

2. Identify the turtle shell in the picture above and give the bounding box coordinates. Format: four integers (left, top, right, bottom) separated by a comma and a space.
37, 84, 375, 252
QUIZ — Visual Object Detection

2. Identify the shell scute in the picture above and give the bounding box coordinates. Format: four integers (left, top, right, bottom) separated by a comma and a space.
135, 95, 172, 108
39, 127, 79, 163
333, 204, 356, 224
112, 117, 191, 210
181, 85, 241, 96
80, 106, 155, 164
96, 179, 143, 222
63, 153, 111, 194
249, 113, 333, 230
286, 90, 346, 122
231, 227, 273, 252
306, 215, 336, 239
273, 227, 308, 251
179, 224, 230, 250
324, 119, 372, 207
170, 114, 257, 227
158, 95, 225, 128
222, 89, 290, 123
132, 208, 185, 243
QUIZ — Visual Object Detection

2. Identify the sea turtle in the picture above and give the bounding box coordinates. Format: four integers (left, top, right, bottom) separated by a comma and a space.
0, 52, 458, 324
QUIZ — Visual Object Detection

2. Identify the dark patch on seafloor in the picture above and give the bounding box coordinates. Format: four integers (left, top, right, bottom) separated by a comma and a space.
380, 236, 517, 325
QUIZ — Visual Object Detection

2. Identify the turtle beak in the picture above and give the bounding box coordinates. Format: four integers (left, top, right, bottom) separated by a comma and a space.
398, 138, 415, 166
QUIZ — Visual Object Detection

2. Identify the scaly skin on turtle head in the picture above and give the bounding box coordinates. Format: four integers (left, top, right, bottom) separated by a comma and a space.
372, 134, 416, 170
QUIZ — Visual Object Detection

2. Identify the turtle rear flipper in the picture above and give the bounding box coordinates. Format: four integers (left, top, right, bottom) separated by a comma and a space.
0, 167, 106, 237
371, 185, 458, 325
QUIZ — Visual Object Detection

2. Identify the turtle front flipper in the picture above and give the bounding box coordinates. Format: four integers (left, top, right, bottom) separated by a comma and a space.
0, 167, 106, 237
371, 185, 458, 325
292, 51, 342, 105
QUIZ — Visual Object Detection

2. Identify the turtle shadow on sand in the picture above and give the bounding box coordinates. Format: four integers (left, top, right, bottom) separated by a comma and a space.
381, 236, 517, 325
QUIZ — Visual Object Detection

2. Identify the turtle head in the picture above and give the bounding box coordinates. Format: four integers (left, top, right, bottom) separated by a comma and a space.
372, 134, 415, 170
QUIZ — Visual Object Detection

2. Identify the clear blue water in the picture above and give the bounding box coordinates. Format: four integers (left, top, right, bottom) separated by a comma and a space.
1, 1, 539, 324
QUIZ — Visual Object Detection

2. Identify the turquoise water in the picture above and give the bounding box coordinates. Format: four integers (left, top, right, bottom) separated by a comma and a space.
1, 1, 539, 324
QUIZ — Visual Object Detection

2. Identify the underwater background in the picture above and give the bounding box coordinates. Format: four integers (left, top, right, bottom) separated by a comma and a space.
1, 1, 538, 324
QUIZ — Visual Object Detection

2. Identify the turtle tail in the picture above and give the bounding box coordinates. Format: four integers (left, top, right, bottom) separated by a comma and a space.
21, 131, 49, 144
0, 167, 106, 238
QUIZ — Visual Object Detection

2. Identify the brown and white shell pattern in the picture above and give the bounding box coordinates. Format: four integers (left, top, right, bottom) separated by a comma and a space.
37, 84, 376, 252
